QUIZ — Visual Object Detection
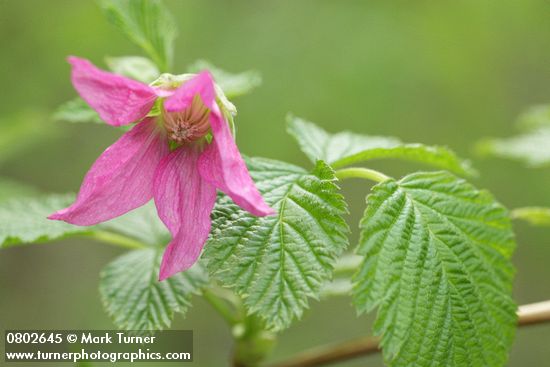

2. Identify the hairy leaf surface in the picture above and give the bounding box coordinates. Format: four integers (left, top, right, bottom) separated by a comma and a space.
288, 116, 474, 176
100, 248, 207, 330
205, 158, 349, 330
353, 171, 516, 367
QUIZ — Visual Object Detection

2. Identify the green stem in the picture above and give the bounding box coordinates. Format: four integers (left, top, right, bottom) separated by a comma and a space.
233, 314, 276, 367
203, 288, 240, 325
333, 254, 362, 275
335, 167, 390, 183
203, 288, 276, 366
85, 230, 146, 249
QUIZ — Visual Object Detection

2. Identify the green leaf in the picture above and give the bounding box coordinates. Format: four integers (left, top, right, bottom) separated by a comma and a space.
188, 60, 262, 98
353, 171, 516, 367
100, 248, 208, 330
0, 194, 90, 248
106, 55, 160, 83
287, 116, 475, 176
53, 98, 103, 124
99, 0, 177, 71
476, 127, 550, 167
0, 192, 168, 250
287, 115, 399, 164
511, 207, 550, 227
205, 158, 349, 330
334, 144, 476, 176
99, 202, 170, 246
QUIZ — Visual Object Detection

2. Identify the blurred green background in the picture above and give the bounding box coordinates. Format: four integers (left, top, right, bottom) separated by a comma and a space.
1, 0, 549, 366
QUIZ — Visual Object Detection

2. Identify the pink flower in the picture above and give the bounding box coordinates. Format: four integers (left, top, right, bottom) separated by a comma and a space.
49, 57, 275, 280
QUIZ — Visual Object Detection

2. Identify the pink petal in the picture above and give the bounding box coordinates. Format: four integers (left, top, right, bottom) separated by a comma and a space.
49, 118, 169, 225
164, 71, 274, 217
163, 71, 217, 113
153, 145, 217, 280
198, 115, 275, 217
68, 56, 158, 126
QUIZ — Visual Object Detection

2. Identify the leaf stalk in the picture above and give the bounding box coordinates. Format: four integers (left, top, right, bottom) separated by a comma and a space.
334, 167, 390, 183
85, 230, 146, 249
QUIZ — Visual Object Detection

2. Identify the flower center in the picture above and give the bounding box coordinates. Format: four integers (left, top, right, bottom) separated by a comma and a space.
162, 95, 211, 144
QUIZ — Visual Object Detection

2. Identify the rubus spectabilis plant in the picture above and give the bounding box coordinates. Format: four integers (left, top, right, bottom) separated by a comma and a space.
1, 1, 549, 366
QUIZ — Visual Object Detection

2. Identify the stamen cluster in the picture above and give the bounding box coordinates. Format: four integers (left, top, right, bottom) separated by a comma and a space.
163, 95, 210, 144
